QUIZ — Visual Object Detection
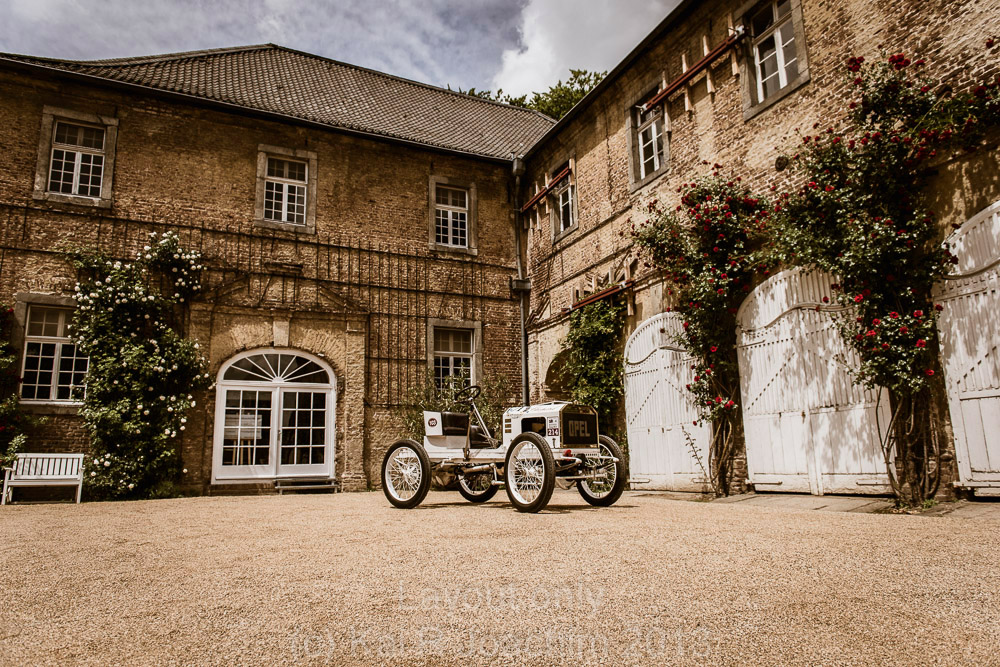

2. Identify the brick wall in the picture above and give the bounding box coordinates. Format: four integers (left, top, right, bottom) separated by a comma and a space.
521, 0, 1000, 494
0, 67, 523, 492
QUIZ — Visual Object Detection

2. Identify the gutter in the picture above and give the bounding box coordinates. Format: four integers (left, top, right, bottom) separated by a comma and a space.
511, 157, 531, 406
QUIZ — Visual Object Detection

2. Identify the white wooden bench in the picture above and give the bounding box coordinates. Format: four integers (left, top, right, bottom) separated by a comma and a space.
2, 453, 84, 505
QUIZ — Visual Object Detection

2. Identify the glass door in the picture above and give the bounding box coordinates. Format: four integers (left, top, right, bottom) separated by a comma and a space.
218, 388, 275, 479
277, 389, 331, 477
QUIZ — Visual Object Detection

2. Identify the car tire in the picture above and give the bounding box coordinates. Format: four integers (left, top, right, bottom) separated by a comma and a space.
503, 432, 555, 513
457, 471, 499, 503
381, 439, 431, 509
578, 435, 627, 507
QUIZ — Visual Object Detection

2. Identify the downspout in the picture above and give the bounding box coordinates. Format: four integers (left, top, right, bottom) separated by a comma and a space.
511, 156, 531, 406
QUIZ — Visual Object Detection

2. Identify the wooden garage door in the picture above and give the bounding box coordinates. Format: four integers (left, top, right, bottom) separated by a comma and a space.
624, 312, 711, 492
737, 268, 890, 495
934, 200, 1000, 492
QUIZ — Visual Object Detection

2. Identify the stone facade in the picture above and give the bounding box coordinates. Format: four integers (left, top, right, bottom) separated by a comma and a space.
0, 64, 526, 493
519, 0, 1000, 492
3, 0, 998, 497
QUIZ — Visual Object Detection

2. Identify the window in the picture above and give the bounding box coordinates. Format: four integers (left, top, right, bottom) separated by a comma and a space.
48, 122, 106, 197
264, 157, 307, 225
433, 328, 473, 389
33, 106, 118, 208
631, 87, 668, 184
254, 145, 317, 233
20, 306, 88, 402
434, 186, 469, 248
549, 161, 575, 239
751, 0, 798, 102
739, 0, 809, 118
428, 176, 478, 254
213, 349, 336, 482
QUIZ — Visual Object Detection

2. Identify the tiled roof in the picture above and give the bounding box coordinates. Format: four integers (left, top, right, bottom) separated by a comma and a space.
0, 44, 554, 160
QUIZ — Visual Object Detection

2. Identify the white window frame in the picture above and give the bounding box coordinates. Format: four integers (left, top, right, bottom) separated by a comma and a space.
434, 185, 470, 248
19, 306, 88, 404
427, 319, 482, 389
263, 157, 308, 226
212, 348, 336, 483
33, 106, 118, 208
636, 105, 666, 179
428, 176, 478, 255
433, 328, 474, 389
750, 0, 798, 104
47, 121, 107, 198
254, 145, 317, 234
548, 160, 577, 242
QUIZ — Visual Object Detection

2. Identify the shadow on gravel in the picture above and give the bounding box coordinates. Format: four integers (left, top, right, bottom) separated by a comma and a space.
407, 501, 637, 513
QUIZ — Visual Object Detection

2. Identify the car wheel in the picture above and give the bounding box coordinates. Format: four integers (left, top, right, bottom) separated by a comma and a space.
457, 471, 499, 503
503, 432, 555, 513
381, 439, 431, 509
578, 435, 626, 507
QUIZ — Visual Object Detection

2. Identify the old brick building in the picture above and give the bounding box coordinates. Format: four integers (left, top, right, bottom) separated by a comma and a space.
0, 45, 551, 492
519, 0, 1000, 495
3, 0, 999, 497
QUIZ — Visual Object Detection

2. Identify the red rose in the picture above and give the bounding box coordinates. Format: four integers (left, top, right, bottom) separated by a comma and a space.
915, 339, 927, 348
913, 310, 924, 318
900, 326, 909, 334
822, 296, 829, 303
890, 312, 899, 318
854, 295, 863, 303
872, 318, 881, 325
934, 304, 943, 312
710, 346, 718, 353
925, 369, 935, 376
866, 330, 877, 337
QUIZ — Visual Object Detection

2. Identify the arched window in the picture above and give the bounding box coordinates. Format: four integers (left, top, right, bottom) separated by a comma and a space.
222, 352, 329, 384
213, 349, 336, 483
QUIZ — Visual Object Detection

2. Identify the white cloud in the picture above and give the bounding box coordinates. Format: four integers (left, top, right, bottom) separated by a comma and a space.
492, 0, 682, 97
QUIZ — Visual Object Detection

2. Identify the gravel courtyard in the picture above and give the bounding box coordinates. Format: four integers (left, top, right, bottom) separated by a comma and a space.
1, 490, 998, 666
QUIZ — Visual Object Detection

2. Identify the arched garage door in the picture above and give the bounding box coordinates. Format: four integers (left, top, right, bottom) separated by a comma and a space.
624, 312, 711, 492
934, 200, 1000, 493
737, 268, 890, 495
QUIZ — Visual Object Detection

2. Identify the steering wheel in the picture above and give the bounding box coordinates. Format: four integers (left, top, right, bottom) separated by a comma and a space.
452, 384, 482, 404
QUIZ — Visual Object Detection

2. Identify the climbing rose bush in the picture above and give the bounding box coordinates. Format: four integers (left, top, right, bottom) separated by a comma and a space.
775, 50, 999, 395
72, 231, 211, 499
632, 173, 772, 494
772, 48, 1000, 504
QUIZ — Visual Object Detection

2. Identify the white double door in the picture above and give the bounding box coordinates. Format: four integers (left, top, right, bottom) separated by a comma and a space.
214, 385, 334, 481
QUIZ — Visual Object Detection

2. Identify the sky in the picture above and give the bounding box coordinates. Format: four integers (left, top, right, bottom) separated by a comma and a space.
1, 0, 682, 96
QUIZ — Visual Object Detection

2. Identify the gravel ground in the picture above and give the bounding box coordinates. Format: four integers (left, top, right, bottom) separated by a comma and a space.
1, 489, 998, 666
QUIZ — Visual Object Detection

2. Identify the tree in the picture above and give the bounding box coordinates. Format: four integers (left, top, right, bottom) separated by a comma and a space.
450, 69, 606, 120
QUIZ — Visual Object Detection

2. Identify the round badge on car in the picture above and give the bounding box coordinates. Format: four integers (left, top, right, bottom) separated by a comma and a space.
428, 418, 438, 427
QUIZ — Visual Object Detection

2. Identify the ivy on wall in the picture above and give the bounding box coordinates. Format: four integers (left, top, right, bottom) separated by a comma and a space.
558, 298, 627, 438
773, 50, 1000, 505
632, 177, 772, 495
72, 231, 211, 499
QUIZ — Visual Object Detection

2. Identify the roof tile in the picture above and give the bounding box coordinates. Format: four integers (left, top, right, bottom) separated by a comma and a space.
0, 44, 554, 160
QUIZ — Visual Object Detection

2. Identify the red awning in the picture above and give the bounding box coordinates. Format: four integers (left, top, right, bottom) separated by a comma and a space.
643, 27, 746, 112
565, 280, 635, 313
520, 166, 571, 213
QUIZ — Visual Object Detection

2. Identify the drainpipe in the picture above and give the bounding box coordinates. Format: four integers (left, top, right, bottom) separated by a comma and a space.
511, 156, 531, 406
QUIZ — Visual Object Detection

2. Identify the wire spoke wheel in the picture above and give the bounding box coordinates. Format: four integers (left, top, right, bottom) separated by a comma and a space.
381, 440, 431, 509
578, 435, 626, 507
503, 432, 555, 513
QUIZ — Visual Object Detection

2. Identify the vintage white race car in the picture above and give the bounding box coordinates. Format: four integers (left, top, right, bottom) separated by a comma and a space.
380, 385, 626, 513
